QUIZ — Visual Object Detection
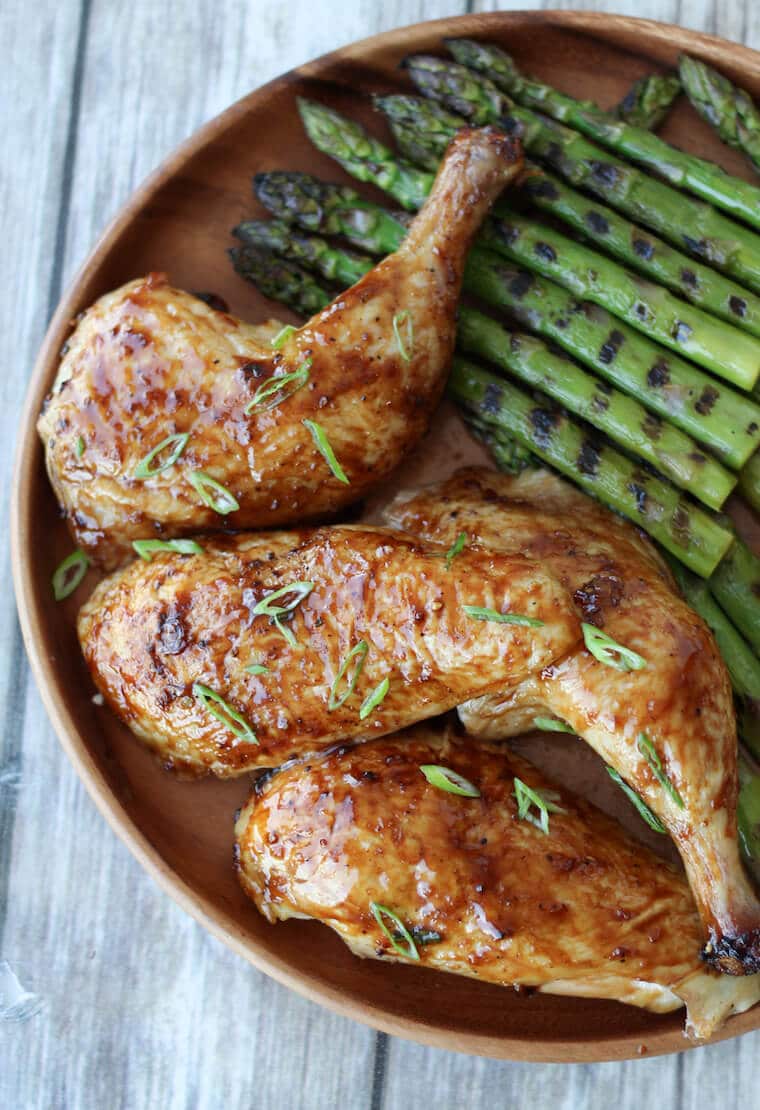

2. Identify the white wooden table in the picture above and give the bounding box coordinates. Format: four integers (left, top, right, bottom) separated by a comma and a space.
3, 2, 760, 1107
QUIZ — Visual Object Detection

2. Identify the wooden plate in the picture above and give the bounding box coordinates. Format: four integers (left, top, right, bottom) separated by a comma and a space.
11, 11, 760, 1062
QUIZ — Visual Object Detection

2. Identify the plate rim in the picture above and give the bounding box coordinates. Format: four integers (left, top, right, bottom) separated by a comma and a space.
11, 8, 760, 1063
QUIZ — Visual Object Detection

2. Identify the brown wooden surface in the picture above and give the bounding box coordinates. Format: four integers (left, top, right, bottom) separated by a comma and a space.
5, 3, 760, 1105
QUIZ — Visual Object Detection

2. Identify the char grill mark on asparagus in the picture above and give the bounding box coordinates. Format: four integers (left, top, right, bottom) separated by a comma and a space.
679, 55, 760, 176
400, 52, 760, 294
445, 38, 760, 231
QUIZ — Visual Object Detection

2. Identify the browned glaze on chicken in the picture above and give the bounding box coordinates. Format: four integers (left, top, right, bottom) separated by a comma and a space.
235, 724, 760, 1039
78, 525, 579, 776
38, 128, 523, 569
385, 467, 760, 975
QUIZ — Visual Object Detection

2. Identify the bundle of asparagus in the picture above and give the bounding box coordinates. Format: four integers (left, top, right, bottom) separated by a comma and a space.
226, 42, 760, 864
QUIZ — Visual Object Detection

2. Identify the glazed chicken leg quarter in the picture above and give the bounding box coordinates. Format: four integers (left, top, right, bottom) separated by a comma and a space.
385, 468, 760, 975
235, 725, 760, 1041
77, 525, 580, 775
38, 127, 523, 570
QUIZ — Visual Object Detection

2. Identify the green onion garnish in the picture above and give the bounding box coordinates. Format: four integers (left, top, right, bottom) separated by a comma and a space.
245, 359, 311, 414
75, 435, 85, 458
328, 640, 369, 710
606, 766, 666, 833
443, 532, 467, 570
133, 432, 189, 479
270, 324, 297, 350
188, 471, 240, 514
132, 538, 203, 561
52, 549, 90, 600
192, 683, 258, 744
392, 310, 414, 363
533, 716, 576, 734
463, 605, 544, 628
637, 733, 685, 809
302, 419, 349, 484
245, 663, 270, 675
513, 777, 566, 835
359, 677, 390, 721
370, 902, 420, 960
582, 623, 647, 671
252, 581, 316, 647
419, 765, 480, 798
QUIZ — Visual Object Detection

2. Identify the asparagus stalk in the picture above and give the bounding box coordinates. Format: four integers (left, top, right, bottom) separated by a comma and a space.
229, 245, 332, 314
738, 754, 760, 871
679, 55, 760, 176
254, 169, 760, 470
446, 38, 760, 231
448, 355, 732, 576
710, 528, 760, 654
397, 56, 760, 294
234, 219, 370, 287
379, 92, 760, 342
616, 73, 681, 129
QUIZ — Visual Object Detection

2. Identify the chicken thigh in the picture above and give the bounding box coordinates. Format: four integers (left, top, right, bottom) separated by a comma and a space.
235, 724, 760, 1039
38, 127, 523, 569
385, 467, 760, 974
78, 525, 579, 775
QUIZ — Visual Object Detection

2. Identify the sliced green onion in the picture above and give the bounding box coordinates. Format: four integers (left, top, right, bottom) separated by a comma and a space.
419, 764, 480, 798
370, 902, 419, 960
513, 777, 566, 835
637, 733, 685, 809
270, 324, 297, 350
252, 581, 315, 647
245, 663, 270, 675
443, 532, 467, 570
582, 623, 647, 671
188, 470, 240, 514
392, 310, 414, 363
463, 605, 544, 628
192, 683, 258, 744
533, 716, 576, 734
52, 549, 90, 600
245, 359, 311, 414
606, 766, 666, 833
359, 677, 390, 721
75, 435, 85, 458
302, 419, 349, 484
133, 432, 189, 479
328, 640, 369, 710
132, 538, 203, 561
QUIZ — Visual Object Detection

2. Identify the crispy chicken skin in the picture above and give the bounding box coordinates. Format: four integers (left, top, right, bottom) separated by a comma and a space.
77, 526, 580, 776
38, 127, 523, 570
234, 725, 760, 1040
385, 468, 760, 975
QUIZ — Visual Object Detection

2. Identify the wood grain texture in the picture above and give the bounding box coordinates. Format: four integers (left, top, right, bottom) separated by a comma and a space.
3, 0, 760, 1107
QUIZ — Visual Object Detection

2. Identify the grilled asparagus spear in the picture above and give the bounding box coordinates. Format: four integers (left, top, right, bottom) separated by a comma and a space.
446, 38, 760, 230
253, 168, 760, 471
378, 92, 760, 342
679, 55, 760, 175
616, 73, 681, 129
710, 527, 760, 655
396, 56, 760, 294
